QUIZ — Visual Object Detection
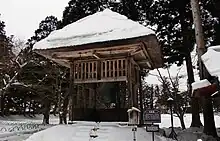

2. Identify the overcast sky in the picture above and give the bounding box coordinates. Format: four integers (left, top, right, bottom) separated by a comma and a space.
0, 0, 70, 40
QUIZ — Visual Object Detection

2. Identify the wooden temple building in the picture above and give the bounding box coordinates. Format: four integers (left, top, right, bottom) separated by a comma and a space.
33, 9, 163, 121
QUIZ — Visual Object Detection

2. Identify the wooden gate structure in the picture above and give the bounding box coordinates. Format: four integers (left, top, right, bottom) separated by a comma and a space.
33, 9, 163, 121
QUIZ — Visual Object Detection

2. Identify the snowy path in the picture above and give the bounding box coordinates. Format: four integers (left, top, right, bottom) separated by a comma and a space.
25, 122, 170, 141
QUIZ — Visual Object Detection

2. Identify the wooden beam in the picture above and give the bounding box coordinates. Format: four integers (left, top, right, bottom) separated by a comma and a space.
140, 42, 153, 68
130, 46, 142, 56
74, 76, 127, 84
73, 56, 128, 63
51, 44, 138, 58
131, 57, 140, 70
93, 52, 100, 59
137, 60, 152, 68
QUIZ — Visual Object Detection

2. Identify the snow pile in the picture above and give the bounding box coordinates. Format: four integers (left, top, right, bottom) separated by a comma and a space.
33, 9, 154, 50
202, 46, 220, 81
192, 79, 211, 91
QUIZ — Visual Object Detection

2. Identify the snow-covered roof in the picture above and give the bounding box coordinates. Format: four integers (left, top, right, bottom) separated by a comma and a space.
33, 9, 154, 50
192, 79, 211, 91
202, 46, 220, 80
127, 107, 141, 113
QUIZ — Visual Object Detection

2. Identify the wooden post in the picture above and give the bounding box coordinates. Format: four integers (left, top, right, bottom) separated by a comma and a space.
127, 56, 133, 107
138, 69, 144, 125
83, 84, 86, 109
69, 62, 75, 121
94, 83, 97, 109
135, 68, 139, 108
190, 0, 217, 137
76, 85, 80, 108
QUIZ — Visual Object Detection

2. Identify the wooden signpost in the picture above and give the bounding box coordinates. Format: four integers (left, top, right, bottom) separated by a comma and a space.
144, 109, 161, 141
146, 124, 159, 132
144, 109, 161, 123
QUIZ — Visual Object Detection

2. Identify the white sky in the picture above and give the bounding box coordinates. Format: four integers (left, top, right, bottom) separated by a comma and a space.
0, 0, 70, 40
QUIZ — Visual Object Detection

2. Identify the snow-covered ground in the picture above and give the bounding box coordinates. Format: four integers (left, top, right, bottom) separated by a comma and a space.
0, 115, 58, 141
160, 114, 220, 128
25, 121, 171, 141
1, 114, 220, 141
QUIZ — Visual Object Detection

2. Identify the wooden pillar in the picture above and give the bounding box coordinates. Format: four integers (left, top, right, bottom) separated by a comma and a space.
69, 62, 75, 121
88, 88, 92, 108
132, 83, 137, 107
138, 69, 144, 125
76, 85, 80, 108
82, 84, 86, 109
127, 56, 133, 107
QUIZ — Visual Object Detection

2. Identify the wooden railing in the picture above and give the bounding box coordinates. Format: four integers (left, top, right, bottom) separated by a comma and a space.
74, 61, 98, 81
73, 58, 128, 83
101, 59, 127, 79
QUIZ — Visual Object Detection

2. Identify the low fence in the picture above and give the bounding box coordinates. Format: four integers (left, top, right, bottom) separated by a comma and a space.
0, 123, 44, 133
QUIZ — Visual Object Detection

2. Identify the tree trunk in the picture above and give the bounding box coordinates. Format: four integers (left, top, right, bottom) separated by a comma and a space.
61, 93, 69, 124
23, 100, 26, 116
179, 1, 203, 127
191, 97, 202, 127
0, 95, 5, 116
202, 97, 217, 137
42, 102, 50, 124
179, 114, 186, 130
59, 113, 63, 124
186, 54, 203, 127
43, 112, 50, 125
28, 101, 32, 117
191, 0, 218, 137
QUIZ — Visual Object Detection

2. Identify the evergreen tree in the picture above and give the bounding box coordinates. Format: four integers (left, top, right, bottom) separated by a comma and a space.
0, 15, 6, 36
145, 0, 220, 128
17, 53, 69, 123
202, 0, 220, 45
60, 0, 154, 28
0, 17, 18, 116
27, 16, 59, 46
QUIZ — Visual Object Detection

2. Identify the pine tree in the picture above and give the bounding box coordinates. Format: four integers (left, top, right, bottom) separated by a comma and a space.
60, 0, 108, 28
0, 16, 17, 116
27, 16, 59, 46
202, 0, 220, 45
60, 0, 154, 28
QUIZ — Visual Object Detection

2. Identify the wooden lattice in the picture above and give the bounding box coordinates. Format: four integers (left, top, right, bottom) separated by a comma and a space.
101, 59, 127, 78
73, 58, 128, 83
74, 61, 98, 81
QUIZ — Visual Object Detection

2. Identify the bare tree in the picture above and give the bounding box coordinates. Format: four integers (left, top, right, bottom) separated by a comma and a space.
150, 68, 189, 129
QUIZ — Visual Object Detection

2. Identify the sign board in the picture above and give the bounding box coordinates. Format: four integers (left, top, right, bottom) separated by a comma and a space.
146, 124, 159, 132
144, 109, 161, 123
